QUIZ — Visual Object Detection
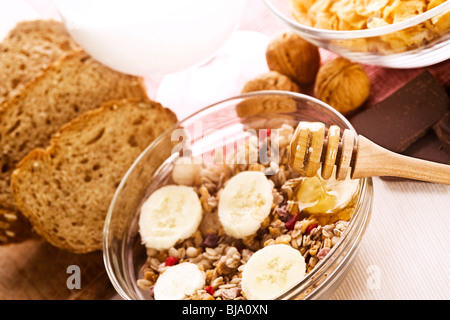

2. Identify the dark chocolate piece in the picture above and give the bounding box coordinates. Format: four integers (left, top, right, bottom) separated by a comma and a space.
403, 129, 450, 164
433, 112, 450, 154
381, 130, 450, 181
350, 71, 449, 153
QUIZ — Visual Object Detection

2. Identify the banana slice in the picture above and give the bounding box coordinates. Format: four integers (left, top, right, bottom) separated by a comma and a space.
153, 262, 206, 300
139, 185, 202, 250
241, 244, 306, 300
218, 171, 273, 239
296, 168, 359, 214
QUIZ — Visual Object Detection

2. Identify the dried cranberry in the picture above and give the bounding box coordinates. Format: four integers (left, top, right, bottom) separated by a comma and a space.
202, 233, 218, 248
205, 285, 214, 295
317, 247, 331, 259
165, 256, 178, 266
233, 239, 244, 252
276, 204, 291, 222
306, 223, 318, 235
285, 214, 298, 230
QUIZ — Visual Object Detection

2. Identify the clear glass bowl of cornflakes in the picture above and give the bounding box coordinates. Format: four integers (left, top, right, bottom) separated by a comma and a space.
264, 0, 450, 68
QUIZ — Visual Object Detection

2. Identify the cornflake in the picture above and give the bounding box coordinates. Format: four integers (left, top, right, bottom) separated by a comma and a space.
289, 0, 449, 52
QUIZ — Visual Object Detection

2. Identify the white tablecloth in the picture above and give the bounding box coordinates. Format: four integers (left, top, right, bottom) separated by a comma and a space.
1, 0, 449, 300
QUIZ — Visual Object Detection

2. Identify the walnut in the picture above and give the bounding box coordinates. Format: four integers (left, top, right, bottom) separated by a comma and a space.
266, 32, 320, 85
235, 96, 297, 118
241, 71, 300, 93
314, 57, 370, 115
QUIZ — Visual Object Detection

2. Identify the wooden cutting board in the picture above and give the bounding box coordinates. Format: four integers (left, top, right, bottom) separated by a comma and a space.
0, 235, 116, 300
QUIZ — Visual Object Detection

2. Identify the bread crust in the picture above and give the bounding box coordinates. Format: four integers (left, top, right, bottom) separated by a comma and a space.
0, 20, 80, 106
0, 20, 80, 244
11, 99, 177, 253
0, 24, 149, 245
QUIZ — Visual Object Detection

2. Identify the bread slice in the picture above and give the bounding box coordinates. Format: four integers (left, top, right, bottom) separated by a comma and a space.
10, 99, 178, 253
0, 49, 149, 244
0, 20, 79, 106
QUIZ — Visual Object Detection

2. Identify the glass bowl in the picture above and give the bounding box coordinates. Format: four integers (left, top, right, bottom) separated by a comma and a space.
103, 91, 373, 300
264, 0, 450, 68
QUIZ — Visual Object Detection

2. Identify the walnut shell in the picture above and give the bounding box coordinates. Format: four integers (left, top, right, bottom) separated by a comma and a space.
266, 32, 320, 85
236, 96, 297, 118
314, 57, 370, 115
241, 71, 300, 93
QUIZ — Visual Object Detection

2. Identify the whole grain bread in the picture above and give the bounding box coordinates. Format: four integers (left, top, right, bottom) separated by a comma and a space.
0, 19, 79, 244
0, 20, 79, 106
0, 49, 149, 244
11, 99, 177, 253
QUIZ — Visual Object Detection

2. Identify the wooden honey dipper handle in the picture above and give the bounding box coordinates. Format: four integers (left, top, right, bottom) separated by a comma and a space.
289, 122, 450, 185
352, 135, 450, 184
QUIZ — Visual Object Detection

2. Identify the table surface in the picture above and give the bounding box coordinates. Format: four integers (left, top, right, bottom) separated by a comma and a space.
1, 0, 449, 300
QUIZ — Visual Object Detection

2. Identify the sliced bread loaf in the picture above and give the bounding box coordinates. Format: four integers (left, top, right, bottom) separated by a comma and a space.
0, 49, 149, 244
0, 20, 79, 106
10, 99, 177, 253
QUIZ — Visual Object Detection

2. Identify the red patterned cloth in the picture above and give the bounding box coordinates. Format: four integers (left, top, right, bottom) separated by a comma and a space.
318, 49, 449, 107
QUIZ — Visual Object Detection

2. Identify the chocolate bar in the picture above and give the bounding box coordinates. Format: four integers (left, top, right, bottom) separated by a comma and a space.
403, 130, 450, 165
380, 129, 450, 181
433, 112, 450, 154
350, 71, 449, 153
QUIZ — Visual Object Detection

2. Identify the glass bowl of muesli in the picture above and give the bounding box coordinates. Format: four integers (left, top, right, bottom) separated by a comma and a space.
103, 90, 373, 300
264, 0, 450, 68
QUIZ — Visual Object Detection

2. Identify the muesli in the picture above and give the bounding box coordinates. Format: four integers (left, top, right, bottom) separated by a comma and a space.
136, 123, 360, 300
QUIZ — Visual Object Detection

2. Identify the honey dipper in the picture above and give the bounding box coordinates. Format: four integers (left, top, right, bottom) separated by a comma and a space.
289, 122, 450, 185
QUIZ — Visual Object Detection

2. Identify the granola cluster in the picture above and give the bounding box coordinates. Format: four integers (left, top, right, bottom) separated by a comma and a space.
137, 124, 357, 300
